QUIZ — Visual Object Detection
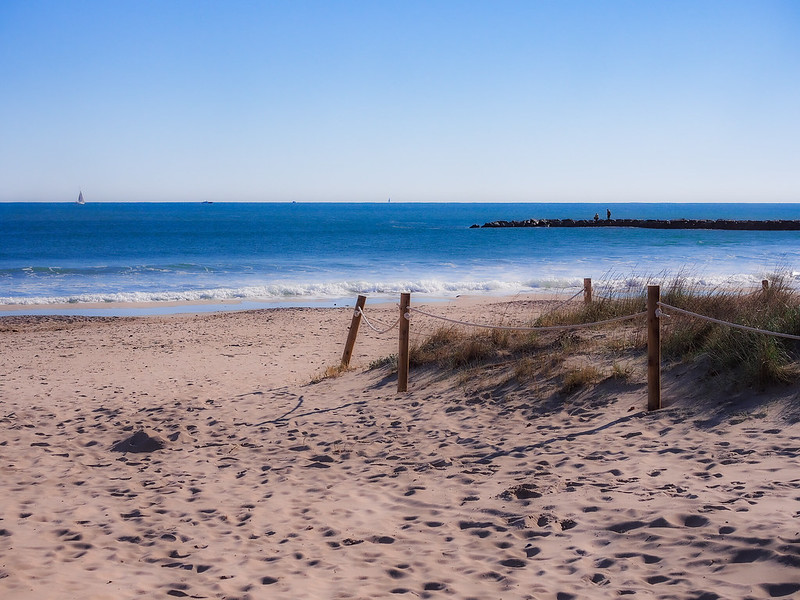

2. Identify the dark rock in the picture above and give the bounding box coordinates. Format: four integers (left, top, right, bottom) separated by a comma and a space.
477, 218, 800, 231
111, 430, 166, 453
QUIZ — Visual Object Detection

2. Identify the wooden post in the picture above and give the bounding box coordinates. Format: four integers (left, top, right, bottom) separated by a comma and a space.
398, 293, 411, 392
647, 285, 661, 411
341, 295, 367, 368
762, 279, 770, 291
584, 278, 592, 304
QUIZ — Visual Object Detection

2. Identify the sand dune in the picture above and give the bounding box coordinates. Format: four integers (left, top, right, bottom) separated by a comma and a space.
1, 302, 799, 599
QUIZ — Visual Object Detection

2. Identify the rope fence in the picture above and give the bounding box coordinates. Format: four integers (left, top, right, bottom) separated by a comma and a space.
656, 302, 800, 341
356, 306, 402, 335
408, 305, 646, 332
534, 287, 585, 319
339, 278, 798, 411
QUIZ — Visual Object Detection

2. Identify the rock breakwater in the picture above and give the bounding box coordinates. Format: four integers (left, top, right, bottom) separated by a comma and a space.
471, 218, 800, 230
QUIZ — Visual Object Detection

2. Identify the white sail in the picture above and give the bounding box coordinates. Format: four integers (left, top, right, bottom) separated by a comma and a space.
76, 191, 85, 205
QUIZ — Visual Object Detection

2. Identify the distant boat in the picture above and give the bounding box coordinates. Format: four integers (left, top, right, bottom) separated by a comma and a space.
76, 191, 85, 205
201, 200, 213, 204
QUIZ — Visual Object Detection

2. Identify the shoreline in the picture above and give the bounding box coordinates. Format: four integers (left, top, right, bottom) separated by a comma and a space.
0, 277, 780, 318
0, 289, 583, 318
0, 296, 405, 318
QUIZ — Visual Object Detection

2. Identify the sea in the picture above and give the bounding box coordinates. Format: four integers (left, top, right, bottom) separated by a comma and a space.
2, 202, 800, 316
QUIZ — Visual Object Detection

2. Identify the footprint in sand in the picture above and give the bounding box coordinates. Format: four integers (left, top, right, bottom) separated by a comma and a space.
607, 520, 647, 534
683, 514, 710, 527
423, 581, 446, 591
525, 545, 541, 557
371, 535, 395, 544
499, 558, 526, 568
762, 583, 800, 597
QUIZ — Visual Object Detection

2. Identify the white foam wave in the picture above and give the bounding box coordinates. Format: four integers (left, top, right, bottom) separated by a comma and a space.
0, 272, 792, 306
0, 278, 579, 306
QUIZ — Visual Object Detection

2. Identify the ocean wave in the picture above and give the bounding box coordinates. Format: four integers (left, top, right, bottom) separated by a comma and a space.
0, 273, 789, 306
0, 278, 578, 305
0, 264, 222, 277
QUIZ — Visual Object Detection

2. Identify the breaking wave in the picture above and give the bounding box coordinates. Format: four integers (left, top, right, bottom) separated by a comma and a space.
0, 272, 783, 307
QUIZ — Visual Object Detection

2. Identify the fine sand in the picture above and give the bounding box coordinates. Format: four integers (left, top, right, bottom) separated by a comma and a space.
1, 298, 800, 599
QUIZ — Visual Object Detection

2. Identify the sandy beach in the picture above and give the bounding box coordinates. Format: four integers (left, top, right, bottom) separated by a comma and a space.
2, 297, 800, 599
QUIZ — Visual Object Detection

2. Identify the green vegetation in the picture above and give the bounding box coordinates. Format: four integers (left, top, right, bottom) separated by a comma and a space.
386, 273, 800, 391
560, 366, 603, 393
368, 354, 397, 371
659, 274, 800, 385
310, 363, 351, 384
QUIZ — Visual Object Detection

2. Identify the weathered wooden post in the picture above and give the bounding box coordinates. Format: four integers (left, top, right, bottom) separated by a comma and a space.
398, 292, 411, 392
341, 295, 367, 368
647, 285, 661, 411
584, 278, 592, 304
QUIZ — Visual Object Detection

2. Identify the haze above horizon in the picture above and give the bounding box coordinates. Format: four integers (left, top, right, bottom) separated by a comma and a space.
1, 1, 798, 203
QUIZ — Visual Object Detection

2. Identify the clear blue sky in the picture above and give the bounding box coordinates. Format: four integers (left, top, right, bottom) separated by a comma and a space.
1, 0, 799, 202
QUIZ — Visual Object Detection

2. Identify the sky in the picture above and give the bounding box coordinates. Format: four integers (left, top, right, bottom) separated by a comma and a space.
1, 0, 799, 203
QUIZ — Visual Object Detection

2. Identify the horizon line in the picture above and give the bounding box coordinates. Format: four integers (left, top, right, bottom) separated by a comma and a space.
2, 199, 800, 205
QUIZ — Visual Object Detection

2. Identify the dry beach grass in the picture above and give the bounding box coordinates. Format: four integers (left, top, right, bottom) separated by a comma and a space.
1, 295, 800, 599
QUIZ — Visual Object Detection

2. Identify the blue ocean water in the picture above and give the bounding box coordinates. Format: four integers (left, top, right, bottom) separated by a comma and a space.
2, 202, 800, 315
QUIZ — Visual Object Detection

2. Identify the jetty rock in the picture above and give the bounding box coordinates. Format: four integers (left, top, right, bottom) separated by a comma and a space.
473, 219, 800, 231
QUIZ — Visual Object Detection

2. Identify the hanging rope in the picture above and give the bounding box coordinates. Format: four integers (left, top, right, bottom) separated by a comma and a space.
356, 306, 401, 335
538, 287, 586, 319
657, 302, 800, 341
408, 305, 646, 332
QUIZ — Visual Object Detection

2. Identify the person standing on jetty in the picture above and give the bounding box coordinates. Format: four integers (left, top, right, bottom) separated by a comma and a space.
607, 208, 612, 221
594, 213, 599, 222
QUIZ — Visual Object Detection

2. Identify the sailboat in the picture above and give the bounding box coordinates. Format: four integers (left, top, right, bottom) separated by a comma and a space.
76, 191, 85, 205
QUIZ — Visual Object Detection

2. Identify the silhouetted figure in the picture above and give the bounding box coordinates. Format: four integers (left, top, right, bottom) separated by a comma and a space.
607, 209, 611, 221
594, 213, 599, 222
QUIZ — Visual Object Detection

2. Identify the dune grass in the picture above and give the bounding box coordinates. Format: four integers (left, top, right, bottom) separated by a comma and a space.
659, 274, 800, 385
400, 273, 800, 391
